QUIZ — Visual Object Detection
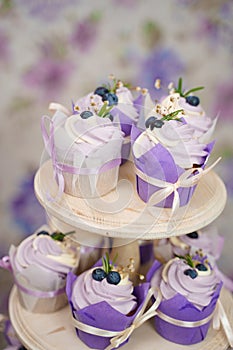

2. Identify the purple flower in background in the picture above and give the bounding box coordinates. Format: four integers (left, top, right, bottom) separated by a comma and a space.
213, 80, 233, 121
23, 58, 73, 99
10, 171, 46, 236
199, 18, 219, 42
0, 29, 9, 62
71, 14, 101, 52
14, 0, 76, 20
139, 48, 184, 99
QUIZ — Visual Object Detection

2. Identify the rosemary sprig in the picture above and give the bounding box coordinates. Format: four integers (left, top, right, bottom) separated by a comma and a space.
101, 252, 118, 274
174, 77, 204, 97
98, 102, 113, 118
176, 254, 195, 268
161, 109, 184, 122
51, 230, 75, 242
183, 86, 204, 97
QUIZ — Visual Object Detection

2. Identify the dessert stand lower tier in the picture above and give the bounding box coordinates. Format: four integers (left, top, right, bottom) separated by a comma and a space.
9, 286, 233, 350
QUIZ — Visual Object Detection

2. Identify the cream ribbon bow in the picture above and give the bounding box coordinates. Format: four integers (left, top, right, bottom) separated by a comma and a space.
71, 287, 162, 350
135, 157, 221, 214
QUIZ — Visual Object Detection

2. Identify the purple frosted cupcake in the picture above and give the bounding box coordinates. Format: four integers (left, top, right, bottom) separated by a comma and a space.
66, 254, 150, 349
170, 225, 224, 261
8, 226, 79, 313
147, 254, 222, 345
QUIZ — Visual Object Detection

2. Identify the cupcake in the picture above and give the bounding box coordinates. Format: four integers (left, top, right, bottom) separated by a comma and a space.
155, 78, 217, 143
7, 226, 79, 313
41, 102, 124, 198
66, 254, 151, 349
131, 78, 216, 210
147, 254, 222, 345
74, 75, 139, 163
170, 225, 224, 262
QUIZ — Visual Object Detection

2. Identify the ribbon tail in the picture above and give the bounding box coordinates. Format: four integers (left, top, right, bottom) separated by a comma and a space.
179, 157, 222, 189
46, 169, 65, 202
48, 102, 70, 116
148, 187, 174, 208
171, 190, 180, 215
107, 328, 134, 350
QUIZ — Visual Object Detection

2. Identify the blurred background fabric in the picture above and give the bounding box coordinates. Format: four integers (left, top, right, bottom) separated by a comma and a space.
0, 0, 233, 346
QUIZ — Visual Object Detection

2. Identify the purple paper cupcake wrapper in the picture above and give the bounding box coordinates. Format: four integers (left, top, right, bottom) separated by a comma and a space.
66, 271, 155, 350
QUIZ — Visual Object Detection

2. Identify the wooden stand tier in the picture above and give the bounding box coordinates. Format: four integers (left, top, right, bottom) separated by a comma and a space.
34, 160, 227, 241
9, 286, 233, 350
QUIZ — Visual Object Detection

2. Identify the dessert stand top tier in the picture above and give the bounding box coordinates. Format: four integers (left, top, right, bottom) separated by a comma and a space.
34, 159, 227, 241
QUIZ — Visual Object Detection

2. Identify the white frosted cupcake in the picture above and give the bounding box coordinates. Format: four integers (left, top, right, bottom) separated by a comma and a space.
9, 226, 79, 313
42, 105, 124, 198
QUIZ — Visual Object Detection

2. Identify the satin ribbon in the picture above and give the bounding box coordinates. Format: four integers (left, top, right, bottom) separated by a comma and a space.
15, 278, 66, 298
41, 115, 121, 199
135, 157, 221, 214
71, 287, 162, 350
0, 256, 12, 272
49, 102, 71, 116
155, 297, 233, 348
71, 286, 233, 349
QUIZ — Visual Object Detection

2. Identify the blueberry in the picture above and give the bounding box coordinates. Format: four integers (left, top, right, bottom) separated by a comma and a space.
145, 116, 157, 129
92, 268, 107, 282
196, 263, 208, 271
102, 93, 118, 106
184, 268, 198, 279
187, 231, 199, 239
145, 116, 164, 130
106, 271, 121, 285
94, 86, 109, 97
185, 95, 200, 107
80, 110, 93, 119
153, 119, 164, 128
37, 230, 50, 236
18, 347, 27, 350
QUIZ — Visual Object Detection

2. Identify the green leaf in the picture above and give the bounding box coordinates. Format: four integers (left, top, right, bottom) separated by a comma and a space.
162, 109, 184, 122
51, 230, 75, 242
183, 86, 204, 97
178, 77, 182, 93
176, 254, 194, 268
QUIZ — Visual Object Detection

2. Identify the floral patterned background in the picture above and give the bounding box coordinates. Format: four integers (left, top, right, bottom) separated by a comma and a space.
0, 0, 233, 347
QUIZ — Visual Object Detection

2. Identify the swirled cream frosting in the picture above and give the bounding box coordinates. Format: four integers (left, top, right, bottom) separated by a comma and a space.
158, 93, 217, 141
150, 258, 220, 309
13, 233, 78, 276
71, 268, 137, 315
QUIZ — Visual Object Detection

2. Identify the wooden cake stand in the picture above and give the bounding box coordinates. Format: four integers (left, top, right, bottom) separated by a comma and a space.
8, 159, 231, 350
